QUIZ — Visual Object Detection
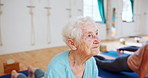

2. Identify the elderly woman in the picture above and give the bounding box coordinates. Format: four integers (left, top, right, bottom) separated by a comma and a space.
11, 16, 101, 78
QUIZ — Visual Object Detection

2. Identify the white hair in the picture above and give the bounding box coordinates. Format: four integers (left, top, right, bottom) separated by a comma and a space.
62, 16, 97, 45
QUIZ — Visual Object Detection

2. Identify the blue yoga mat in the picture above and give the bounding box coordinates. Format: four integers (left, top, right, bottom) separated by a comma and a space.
0, 70, 37, 78
100, 50, 131, 58
0, 70, 28, 78
99, 68, 138, 78
99, 51, 148, 78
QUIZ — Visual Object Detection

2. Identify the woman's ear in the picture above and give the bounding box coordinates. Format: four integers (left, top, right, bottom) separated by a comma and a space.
67, 39, 77, 50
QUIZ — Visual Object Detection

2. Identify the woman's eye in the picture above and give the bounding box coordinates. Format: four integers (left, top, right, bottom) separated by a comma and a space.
88, 34, 92, 37
96, 32, 98, 35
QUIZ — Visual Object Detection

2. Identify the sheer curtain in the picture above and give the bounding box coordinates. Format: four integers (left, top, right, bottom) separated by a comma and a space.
122, 0, 134, 22
83, 0, 105, 23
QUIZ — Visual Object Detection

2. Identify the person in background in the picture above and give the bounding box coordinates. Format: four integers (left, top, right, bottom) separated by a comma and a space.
11, 16, 101, 78
94, 43, 148, 78
117, 41, 148, 56
116, 46, 140, 56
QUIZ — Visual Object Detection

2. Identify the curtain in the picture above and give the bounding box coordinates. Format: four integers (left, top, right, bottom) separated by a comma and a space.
130, 0, 134, 20
97, 0, 106, 23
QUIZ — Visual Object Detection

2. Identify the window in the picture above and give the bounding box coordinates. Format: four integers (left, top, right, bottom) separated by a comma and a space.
122, 0, 134, 22
83, 0, 102, 22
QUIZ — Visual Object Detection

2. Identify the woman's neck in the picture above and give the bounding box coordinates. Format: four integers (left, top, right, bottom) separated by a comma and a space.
69, 50, 90, 66
69, 50, 89, 78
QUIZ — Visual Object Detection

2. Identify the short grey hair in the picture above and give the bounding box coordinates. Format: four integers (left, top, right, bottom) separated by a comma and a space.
62, 16, 97, 45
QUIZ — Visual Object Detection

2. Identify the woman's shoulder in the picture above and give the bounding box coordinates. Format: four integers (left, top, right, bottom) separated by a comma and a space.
51, 50, 70, 61
47, 50, 70, 67
45, 50, 71, 76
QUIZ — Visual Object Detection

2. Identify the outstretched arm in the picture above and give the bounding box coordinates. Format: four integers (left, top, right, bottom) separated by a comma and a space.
138, 47, 148, 78
117, 46, 140, 56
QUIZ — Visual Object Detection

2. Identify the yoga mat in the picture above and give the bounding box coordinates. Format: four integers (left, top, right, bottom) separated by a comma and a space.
100, 50, 131, 58
99, 68, 139, 78
0, 70, 37, 78
99, 51, 148, 78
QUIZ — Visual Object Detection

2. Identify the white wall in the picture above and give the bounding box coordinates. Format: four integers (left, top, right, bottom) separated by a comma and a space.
97, 23, 106, 40
111, 0, 147, 37
0, 0, 83, 55
141, 0, 148, 35
0, 0, 147, 55
0, 0, 106, 55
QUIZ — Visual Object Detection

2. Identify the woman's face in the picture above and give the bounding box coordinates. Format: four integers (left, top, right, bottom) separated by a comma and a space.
77, 24, 101, 56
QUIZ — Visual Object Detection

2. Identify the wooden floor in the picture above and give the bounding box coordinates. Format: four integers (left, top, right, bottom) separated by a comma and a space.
0, 35, 147, 76
0, 46, 70, 76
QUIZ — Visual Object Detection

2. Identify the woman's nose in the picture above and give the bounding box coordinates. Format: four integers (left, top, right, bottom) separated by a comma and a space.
93, 36, 101, 44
